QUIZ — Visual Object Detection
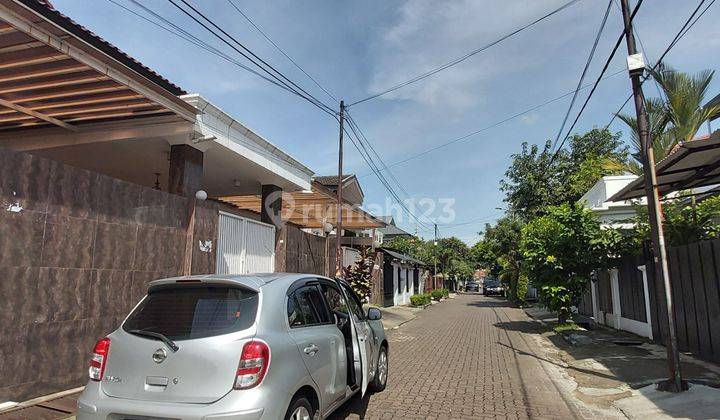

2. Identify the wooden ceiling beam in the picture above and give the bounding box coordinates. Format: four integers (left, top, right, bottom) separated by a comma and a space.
0, 99, 155, 122
0, 30, 34, 50
0, 45, 65, 69
0, 91, 142, 116
0, 71, 108, 95
63, 107, 167, 123
0, 22, 15, 34
0, 115, 193, 150
7, 80, 124, 103
0, 59, 88, 83
12, 90, 141, 112
0, 97, 75, 130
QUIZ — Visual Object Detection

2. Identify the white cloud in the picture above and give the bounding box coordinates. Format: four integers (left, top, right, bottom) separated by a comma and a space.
520, 113, 539, 125
365, 0, 582, 109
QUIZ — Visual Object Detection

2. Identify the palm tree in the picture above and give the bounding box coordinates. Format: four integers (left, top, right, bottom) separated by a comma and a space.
650, 63, 720, 143
616, 98, 671, 174
616, 64, 720, 175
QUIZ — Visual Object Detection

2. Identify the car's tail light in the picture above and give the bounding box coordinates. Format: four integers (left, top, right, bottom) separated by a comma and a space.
88, 338, 110, 381
234, 340, 270, 389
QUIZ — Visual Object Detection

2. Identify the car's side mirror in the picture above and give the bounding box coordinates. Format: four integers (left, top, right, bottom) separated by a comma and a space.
367, 307, 382, 320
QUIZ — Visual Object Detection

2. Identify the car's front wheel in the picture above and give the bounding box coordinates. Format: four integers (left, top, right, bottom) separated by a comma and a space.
369, 345, 388, 392
285, 395, 315, 420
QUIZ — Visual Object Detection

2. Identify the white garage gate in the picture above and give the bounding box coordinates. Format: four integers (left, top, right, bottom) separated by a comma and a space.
216, 211, 275, 274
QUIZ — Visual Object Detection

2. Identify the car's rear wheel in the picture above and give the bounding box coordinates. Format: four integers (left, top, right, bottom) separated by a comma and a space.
369, 345, 388, 392
285, 396, 314, 420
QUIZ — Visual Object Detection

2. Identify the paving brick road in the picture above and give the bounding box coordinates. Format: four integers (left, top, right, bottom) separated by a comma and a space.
330, 294, 580, 419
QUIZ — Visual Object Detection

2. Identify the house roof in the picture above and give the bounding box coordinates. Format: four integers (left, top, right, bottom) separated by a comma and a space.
314, 174, 354, 187
379, 247, 426, 266
374, 215, 411, 237
17, 0, 185, 95
313, 174, 365, 206
609, 131, 720, 201
380, 224, 412, 237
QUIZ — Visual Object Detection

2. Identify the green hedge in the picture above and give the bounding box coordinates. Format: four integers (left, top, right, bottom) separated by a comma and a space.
410, 293, 432, 307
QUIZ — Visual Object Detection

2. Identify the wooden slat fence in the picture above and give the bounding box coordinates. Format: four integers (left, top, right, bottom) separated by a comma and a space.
647, 239, 720, 362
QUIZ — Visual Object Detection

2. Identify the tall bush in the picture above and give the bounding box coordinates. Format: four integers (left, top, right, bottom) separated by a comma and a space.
520, 203, 620, 322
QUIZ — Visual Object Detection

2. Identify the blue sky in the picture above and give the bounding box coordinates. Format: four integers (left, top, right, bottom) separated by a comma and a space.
52, 0, 720, 244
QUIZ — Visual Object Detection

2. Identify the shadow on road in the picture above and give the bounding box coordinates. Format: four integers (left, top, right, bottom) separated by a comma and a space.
325, 393, 371, 420
493, 320, 547, 335
465, 297, 509, 308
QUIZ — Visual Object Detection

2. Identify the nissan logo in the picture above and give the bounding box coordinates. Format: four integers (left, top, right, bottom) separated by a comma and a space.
152, 348, 167, 363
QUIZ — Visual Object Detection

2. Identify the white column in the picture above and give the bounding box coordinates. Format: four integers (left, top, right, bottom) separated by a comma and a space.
591, 280, 600, 322
610, 268, 622, 329
392, 263, 399, 306
637, 265, 653, 340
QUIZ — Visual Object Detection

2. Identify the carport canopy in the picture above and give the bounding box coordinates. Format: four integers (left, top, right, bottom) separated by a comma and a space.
217, 181, 386, 229
0, 0, 196, 133
609, 132, 720, 202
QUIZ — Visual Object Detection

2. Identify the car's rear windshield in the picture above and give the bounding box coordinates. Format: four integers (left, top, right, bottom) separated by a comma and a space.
123, 285, 258, 340
485, 280, 500, 287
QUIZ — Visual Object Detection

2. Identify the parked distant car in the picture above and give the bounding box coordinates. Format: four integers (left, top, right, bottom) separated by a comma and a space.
465, 281, 480, 292
483, 279, 505, 296
77, 274, 388, 420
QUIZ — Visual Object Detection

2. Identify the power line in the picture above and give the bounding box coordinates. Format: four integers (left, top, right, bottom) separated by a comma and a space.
347, 0, 583, 107
344, 123, 431, 229
341, 116, 432, 229
356, 67, 626, 179
544, 0, 644, 171
605, 0, 715, 129
106, 0, 313, 98
224, 0, 338, 103
166, 0, 336, 116
345, 112, 413, 199
551, 0, 613, 152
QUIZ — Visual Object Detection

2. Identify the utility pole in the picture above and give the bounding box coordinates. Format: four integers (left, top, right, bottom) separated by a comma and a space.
620, 0, 685, 392
433, 223, 438, 287
335, 100, 345, 277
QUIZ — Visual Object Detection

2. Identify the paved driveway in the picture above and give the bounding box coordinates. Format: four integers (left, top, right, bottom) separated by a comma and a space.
330, 294, 580, 419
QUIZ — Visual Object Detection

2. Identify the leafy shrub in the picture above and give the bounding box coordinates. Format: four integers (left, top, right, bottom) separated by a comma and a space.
514, 273, 529, 304
553, 321, 581, 333
410, 294, 431, 307
431, 289, 445, 301
342, 247, 375, 301
442, 288, 450, 298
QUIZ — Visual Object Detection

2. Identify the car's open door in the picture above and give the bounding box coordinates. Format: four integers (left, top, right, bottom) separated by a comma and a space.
335, 278, 373, 397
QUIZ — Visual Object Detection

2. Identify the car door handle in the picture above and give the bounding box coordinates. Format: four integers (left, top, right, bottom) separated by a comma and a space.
303, 344, 319, 355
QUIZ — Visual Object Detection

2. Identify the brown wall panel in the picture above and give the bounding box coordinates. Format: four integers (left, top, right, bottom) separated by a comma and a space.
0, 148, 221, 402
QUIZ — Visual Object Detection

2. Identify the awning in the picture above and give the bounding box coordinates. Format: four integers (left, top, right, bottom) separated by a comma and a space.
0, 0, 197, 133
380, 248, 426, 266
216, 181, 385, 229
609, 132, 720, 202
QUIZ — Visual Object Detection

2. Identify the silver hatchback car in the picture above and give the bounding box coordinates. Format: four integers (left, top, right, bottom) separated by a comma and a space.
77, 273, 389, 420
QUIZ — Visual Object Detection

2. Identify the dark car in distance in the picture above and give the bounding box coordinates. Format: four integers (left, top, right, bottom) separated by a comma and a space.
465, 281, 480, 293
483, 279, 504, 296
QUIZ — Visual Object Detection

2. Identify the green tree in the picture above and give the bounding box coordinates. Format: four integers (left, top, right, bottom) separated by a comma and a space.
628, 195, 720, 247
651, 63, 720, 144
520, 203, 620, 322
618, 64, 720, 174
471, 216, 530, 302
500, 129, 627, 220
435, 237, 470, 277
384, 236, 431, 263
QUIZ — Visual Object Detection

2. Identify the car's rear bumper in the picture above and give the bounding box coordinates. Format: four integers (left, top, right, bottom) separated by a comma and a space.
76, 382, 274, 420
